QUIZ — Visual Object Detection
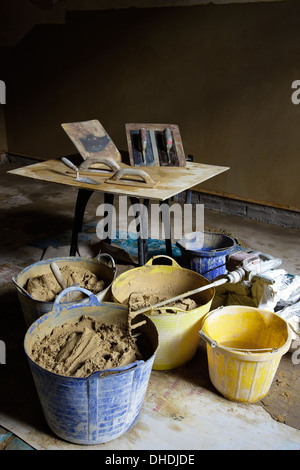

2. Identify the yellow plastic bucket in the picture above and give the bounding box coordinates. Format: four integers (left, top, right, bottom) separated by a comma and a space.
199, 306, 292, 403
111, 255, 215, 370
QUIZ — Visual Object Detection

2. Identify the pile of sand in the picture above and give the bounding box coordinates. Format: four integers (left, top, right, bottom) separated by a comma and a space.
30, 315, 142, 377
27, 265, 106, 302
129, 293, 198, 315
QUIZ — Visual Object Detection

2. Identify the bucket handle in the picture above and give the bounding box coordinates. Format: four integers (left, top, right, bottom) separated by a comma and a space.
199, 330, 217, 348
207, 240, 239, 255
199, 311, 279, 354
95, 252, 116, 269
86, 360, 145, 440
12, 276, 34, 300
53, 286, 100, 312
93, 360, 145, 379
145, 255, 180, 267
199, 329, 279, 354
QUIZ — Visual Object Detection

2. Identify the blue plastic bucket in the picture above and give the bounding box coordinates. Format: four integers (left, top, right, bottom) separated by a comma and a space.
176, 232, 238, 281
24, 287, 159, 445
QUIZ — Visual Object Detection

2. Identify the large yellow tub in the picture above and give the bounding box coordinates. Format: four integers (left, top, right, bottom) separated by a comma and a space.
111, 255, 215, 370
199, 305, 292, 403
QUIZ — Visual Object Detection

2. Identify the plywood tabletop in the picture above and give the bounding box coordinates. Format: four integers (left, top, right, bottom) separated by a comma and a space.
8, 159, 229, 201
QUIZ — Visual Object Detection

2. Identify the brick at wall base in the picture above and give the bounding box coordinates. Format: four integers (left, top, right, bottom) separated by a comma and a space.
175, 191, 300, 229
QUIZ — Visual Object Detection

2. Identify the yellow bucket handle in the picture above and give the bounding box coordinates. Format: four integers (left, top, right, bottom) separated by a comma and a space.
199, 307, 279, 354
199, 330, 278, 354
145, 255, 181, 268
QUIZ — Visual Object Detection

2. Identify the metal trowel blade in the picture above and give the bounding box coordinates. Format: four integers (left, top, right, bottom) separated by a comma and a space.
75, 175, 99, 185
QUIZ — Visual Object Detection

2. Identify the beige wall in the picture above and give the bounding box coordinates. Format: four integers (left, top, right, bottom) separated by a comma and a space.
2, 1, 300, 211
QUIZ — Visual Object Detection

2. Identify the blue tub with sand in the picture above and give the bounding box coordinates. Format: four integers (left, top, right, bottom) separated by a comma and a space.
24, 287, 159, 445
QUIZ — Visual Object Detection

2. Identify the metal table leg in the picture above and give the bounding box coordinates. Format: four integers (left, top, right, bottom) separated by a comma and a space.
70, 190, 170, 264
103, 193, 114, 244
129, 196, 149, 266
70, 188, 94, 256
142, 198, 149, 263
70, 191, 115, 257
160, 198, 173, 258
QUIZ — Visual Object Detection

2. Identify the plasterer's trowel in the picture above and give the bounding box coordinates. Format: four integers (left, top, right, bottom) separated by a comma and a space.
61, 157, 99, 185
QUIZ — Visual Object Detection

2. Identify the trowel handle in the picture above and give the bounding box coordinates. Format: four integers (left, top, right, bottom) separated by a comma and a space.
50, 262, 66, 290
164, 127, 173, 151
61, 157, 78, 173
140, 128, 147, 148
139, 128, 147, 164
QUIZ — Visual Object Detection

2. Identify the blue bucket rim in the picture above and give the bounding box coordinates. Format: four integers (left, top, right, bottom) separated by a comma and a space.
176, 231, 238, 256
24, 288, 158, 380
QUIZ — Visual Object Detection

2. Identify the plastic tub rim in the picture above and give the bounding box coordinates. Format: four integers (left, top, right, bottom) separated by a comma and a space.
176, 231, 237, 256
24, 291, 157, 380
111, 255, 215, 313
199, 306, 292, 362
13, 253, 116, 305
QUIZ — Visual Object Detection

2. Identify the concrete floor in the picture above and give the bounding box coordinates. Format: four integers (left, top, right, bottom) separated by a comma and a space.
0, 160, 300, 450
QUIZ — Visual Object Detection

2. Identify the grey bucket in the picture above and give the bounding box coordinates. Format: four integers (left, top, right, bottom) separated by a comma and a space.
12, 253, 116, 327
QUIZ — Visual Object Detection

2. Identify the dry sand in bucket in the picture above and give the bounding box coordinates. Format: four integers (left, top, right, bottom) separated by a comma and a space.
129, 292, 198, 315
26, 265, 107, 302
30, 314, 142, 378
